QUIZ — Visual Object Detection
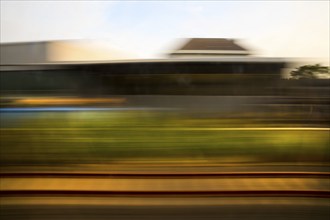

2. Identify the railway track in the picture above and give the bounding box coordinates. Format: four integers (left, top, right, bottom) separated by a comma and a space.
1, 172, 329, 198
1, 171, 329, 178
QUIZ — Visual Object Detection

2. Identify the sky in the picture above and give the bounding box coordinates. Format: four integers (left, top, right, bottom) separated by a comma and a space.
1, 0, 329, 62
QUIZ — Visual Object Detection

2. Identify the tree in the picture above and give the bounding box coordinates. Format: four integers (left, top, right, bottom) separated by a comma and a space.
290, 64, 329, 79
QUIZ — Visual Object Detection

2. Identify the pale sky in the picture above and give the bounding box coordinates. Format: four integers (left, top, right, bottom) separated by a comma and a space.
1, 0, 329, 62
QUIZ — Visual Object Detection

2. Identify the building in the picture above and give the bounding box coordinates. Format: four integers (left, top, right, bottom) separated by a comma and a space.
0, 38, 290, 97
0, 40, 134, 65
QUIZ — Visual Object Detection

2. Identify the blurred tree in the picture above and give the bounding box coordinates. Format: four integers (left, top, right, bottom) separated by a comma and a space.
290, 64, 329, 79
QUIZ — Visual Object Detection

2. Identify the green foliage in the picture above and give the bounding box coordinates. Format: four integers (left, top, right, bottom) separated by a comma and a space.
290, 64, 329, 79
1, 111, 329, 167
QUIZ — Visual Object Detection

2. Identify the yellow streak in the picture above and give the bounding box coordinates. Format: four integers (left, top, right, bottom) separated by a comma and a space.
1, 127, 329, 131
14, 97, 126, 105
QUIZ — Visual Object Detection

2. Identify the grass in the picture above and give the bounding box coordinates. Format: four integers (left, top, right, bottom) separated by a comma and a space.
0, 110, 329, 166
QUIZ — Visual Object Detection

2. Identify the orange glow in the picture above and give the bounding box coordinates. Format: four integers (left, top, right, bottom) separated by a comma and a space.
15, 97, 126, 105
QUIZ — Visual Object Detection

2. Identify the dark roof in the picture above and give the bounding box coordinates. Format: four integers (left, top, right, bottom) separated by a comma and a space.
177, 38, 247, 51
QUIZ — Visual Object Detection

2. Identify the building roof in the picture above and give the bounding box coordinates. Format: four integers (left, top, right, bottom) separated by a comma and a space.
179, 38, 247, 51
0, 57, 288, 71
170, 38, 250, 56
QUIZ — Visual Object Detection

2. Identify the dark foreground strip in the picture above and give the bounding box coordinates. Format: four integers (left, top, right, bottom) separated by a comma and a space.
1, 190, 329, 198
1, 172, 329, 179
